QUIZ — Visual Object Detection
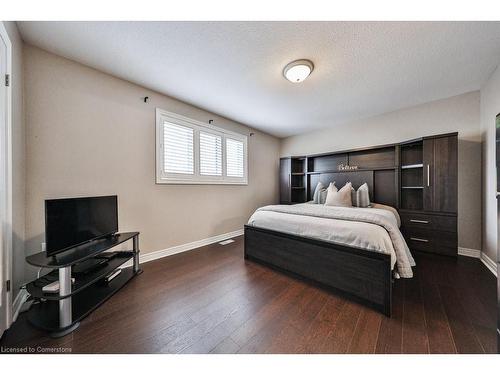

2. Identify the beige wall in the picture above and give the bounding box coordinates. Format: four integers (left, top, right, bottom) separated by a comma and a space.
480, 65, 500, 263
281, 92, 482, 251
3, 22, 25, 300
23, 46, 280, 273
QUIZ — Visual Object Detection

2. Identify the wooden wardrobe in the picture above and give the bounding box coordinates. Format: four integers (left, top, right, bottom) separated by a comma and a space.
399, 133, 458, 257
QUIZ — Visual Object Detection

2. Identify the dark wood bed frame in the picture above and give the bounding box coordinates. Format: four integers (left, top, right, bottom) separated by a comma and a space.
244, 225, 392, 316
245, 142, 403, 317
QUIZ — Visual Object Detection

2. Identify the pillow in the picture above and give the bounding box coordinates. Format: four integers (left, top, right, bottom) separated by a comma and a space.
313, 182, 335, 204
312, 182, 325, 204
356, 183, 371, 208
325, 182, 352, 207
350, 183, 371, 208
322, 182, 336, 204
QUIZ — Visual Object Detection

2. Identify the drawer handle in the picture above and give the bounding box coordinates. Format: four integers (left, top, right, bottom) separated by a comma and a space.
410, 219, 429, 224
410, 237, 429, 243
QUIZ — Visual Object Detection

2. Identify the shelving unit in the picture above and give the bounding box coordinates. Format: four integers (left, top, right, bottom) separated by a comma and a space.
400, 141, 423, 210
25, 232, 142, 337
280, 157, 307, 204
26, 268, 136, 332
26, 251, 134, 300
290, 158, 307, 202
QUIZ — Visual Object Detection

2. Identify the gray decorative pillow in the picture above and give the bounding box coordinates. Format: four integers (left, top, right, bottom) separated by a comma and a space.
355, 183, 371, 208
312, 182, 325, 204
313, 182, 335, 204
351, 186, 357, 206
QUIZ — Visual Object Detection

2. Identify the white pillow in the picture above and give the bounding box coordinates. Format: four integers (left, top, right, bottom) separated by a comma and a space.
325, 182, 352, 207
313, 182, 335, 204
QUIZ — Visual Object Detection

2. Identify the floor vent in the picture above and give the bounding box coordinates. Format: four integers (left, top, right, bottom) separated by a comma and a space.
219, 239, 235, 246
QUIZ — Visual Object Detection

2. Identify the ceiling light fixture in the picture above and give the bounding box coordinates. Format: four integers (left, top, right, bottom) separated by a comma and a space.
283, 59, 314, 83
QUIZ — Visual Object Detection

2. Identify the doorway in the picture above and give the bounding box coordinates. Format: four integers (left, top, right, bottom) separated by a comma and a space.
0, 23, 12, 337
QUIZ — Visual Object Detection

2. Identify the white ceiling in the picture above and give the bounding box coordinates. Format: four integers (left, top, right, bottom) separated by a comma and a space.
17, 21, 500, 138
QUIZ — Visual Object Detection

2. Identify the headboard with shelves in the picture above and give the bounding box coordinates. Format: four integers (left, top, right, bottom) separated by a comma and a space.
303, 145, 399, 207
280, 133, 457, 213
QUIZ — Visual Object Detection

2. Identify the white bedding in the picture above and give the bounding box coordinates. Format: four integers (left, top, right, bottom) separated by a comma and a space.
247, 203, 415, 278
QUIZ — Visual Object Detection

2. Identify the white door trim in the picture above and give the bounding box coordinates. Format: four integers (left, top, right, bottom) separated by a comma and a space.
0, 22, 13, 336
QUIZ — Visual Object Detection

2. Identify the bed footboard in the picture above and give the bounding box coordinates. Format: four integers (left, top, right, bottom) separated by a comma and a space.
244, 225, 392, 317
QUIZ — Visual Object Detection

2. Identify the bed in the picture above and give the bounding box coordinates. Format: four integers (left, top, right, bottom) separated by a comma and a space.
244, 178, 415, 317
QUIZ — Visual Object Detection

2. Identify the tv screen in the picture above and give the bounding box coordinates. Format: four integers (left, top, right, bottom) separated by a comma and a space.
45, 195, 118, 257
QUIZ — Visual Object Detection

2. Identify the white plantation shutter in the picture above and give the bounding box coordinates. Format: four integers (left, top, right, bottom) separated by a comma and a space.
199, 131, 222, 176
226, 138, 244, 178
163, 122, 194, 174
156, 109, 247, 184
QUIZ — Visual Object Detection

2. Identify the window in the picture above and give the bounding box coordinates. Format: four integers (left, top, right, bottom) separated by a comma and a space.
199, 132, 222, 176
163, 122, 194, 175
226, 138, 244, 177
156, 109, 248, 184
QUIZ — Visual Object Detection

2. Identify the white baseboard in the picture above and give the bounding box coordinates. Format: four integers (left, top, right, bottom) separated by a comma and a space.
140, 229, 244, 264
458, 247, 481, 258
480, 252, 497, 277
12, 289, 29, 323
120, 229, 244, 268
458, 247, 497, 277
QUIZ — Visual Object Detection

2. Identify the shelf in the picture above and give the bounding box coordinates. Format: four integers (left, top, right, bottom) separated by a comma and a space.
401, 186, 424, 189
26, 267, 138, 332
26, 251, 135, 300
291, 173, 305, 176
401, 164, 423, 169
307, 167, 398, 174
26, 232, 139, 268
291, 187, 305, 190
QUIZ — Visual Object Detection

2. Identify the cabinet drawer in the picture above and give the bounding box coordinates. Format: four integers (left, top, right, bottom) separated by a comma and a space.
402, 228, 457, 256
400, 212, 456, 233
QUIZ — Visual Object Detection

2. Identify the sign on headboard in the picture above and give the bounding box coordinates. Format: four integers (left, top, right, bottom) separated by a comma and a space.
338, 163, 359, 171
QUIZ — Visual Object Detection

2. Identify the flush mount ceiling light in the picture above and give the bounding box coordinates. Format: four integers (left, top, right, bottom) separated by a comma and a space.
283, 59, 314, 83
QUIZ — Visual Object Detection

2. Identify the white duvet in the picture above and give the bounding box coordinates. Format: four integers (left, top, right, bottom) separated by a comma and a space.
247, 203, 415, 278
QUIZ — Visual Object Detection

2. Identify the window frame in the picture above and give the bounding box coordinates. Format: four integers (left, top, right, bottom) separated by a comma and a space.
156, 108, 248, 185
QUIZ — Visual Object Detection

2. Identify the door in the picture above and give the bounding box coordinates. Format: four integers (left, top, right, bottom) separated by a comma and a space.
496, 113, 500, 352
422, 138, 434, 211
279, 158, 291, 204
423, 135, 458, 213
0, 24, 11, 337
497, 197, 500, 352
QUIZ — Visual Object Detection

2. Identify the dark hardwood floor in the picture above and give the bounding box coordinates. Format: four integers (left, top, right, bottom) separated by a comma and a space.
1, 236, 497, 353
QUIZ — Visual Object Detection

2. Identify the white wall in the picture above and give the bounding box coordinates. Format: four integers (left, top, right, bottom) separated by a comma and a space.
281, 92, 482, 251
23, 45, 280, 280
480, 65, 500, 263
2, 22, 25, 301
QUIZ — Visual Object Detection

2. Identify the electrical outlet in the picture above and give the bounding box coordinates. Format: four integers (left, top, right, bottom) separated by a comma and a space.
41, 242, 46, 252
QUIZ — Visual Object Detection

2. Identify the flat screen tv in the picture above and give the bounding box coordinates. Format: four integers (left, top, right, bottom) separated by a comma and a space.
45, 195, 118, 257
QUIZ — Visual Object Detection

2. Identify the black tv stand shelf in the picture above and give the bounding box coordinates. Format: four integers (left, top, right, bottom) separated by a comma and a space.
25, 232, 141, 337
26, 251, 135, 300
